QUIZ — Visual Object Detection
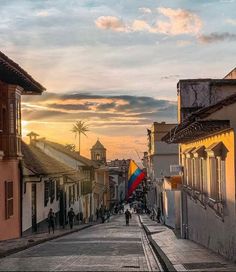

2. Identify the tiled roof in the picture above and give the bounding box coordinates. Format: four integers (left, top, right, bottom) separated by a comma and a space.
40, 140, 99, 167
22, 142, 75, 176
0, 51, 45, 94
162, 93, 236, 144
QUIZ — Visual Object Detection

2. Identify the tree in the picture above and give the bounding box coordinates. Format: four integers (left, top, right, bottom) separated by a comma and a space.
71, 121, 89, 154
65, 144, 76, 152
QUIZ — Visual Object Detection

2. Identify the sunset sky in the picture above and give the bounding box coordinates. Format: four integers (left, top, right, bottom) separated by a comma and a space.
1, 0, 236, 161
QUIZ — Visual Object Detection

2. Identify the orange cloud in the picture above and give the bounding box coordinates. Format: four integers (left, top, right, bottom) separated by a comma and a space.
95, 16, 127, 32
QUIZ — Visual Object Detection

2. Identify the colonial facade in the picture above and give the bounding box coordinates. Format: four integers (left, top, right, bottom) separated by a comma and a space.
162, 78, 236, 261
144, 122, 179, 223
22, 142, 77, 233
107, 159, 130, 204
0, 52, 45, 240
28, 138, 109, 221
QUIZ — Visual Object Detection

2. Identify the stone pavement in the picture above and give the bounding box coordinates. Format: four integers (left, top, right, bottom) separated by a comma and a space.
140, 214, 236, 271
0, 223, 93, 258
0, 214, 161, 271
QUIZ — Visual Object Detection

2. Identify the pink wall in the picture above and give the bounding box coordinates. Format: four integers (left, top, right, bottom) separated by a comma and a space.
0, 159, 20, 240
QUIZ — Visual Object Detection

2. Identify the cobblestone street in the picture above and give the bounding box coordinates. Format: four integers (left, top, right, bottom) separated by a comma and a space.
0, 214, 160, 271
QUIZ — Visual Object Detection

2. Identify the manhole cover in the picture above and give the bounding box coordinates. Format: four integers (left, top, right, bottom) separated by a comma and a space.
183, 262, 225, 270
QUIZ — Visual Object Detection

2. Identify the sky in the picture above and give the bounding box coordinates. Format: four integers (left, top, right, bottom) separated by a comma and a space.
1, 0, 236, 161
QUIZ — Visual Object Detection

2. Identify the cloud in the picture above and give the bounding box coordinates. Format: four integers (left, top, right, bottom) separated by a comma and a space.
198, 32, 236, 43
226, 18, 236, 25
139, 7, 152, 14
132, 20, 152, 32
35, 10, 50, 17
95, 16, 127, 32
95, 7, 202, 36
156, 7, 202, 35
22, 92, 177, 126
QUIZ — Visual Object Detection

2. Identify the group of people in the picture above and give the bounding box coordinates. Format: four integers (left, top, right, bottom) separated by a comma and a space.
96, 206, 111, 223
47, 203, 137, 234
47, 207, 76, 234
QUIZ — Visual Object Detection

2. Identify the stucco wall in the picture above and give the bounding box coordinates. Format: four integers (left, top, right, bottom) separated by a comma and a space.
0, 160, 20, 240
152, 154, 179, 179
22, 182, 32, 232
181, 130, 236, 260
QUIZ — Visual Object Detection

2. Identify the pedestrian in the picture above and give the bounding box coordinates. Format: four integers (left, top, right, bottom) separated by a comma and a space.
106, 208, 110, 222
67, 208, 75, 229
125, 209, 131, 226
47, 208, 55, 234
157, 207, 161, 223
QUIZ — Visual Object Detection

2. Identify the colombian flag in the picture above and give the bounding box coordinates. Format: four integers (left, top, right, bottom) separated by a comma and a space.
127, 160, 145, 198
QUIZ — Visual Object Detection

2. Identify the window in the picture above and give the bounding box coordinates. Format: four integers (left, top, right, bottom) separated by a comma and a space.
50, 179, 55, 203
44, 180, 49, 207
205, 142, 227, 202
5, 181, 13, 219
56, 179, 60, 201
199, 158, 207, 194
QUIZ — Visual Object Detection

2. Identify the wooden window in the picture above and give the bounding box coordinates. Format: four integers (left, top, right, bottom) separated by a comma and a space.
44, 180, 49, 207
50, 179, 55, 203
77, 183, 80, 200
5, 181, 13, 219
56, 179, 60, 201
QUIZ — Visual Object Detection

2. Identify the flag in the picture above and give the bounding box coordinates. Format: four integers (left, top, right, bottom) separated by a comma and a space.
127, 160, 145, 198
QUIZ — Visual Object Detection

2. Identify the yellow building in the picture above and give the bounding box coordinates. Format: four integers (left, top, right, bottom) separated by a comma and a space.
163, 93, 236, 261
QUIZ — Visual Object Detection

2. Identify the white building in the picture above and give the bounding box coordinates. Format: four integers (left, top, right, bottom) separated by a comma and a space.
22, 142, 77, 234
145, 122, 179, 223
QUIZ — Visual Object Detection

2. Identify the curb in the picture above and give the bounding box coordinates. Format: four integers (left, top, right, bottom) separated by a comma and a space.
139, 216, 177, 272
0, 224, 94, 259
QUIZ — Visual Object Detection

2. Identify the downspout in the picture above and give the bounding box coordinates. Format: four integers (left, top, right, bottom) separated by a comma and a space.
18, 160, 24, 237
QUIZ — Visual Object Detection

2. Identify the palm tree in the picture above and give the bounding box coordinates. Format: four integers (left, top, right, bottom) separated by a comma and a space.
71, 121, 89, 154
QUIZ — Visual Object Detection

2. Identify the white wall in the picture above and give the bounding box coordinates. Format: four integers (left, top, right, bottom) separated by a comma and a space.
37, 178, 60, 224
22, 183, 32, 232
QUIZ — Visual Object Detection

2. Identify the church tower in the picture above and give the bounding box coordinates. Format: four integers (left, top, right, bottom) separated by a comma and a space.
91, 139, 106, 164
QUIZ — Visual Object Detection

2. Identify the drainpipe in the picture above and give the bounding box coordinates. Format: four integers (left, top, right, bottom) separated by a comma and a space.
18, 160, 23, 237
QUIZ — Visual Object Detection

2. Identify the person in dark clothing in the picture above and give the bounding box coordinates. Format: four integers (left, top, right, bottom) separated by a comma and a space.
125, 209, 131, 226
67, 208, 75, 229
96, 208, 99, 220
157, 207, 161, 223
48, 208, 55, 234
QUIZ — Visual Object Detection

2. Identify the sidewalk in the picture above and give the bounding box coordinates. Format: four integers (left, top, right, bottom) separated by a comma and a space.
140, 214, 236, 271
0, 223, 94, 258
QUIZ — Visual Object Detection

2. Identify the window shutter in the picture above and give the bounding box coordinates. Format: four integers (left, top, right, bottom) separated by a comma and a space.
5, 181, 13, 219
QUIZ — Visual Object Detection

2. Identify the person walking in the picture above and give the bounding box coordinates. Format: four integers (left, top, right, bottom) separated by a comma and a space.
125, 209, 131, 226
67, 208, 75, 229
47, 208, 55, 234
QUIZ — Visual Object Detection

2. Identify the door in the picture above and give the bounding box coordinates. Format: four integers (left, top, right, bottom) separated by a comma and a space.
31, 184, 37, 232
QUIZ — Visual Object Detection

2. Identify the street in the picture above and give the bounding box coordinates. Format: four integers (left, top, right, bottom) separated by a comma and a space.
0, 214, 161, 271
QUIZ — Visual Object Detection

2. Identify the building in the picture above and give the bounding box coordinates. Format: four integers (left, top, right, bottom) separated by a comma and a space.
145, 122, 179, 222
91, 139, 110, 210
91, 139, 106, 165
162, 77, 236, 261
0, 52, 45, 240
31, 137, 109, 221
22, 142, 77, 234
107, 159, 130, 205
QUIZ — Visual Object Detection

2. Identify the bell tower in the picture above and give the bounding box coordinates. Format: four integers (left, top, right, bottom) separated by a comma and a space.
91, 139, 106, 164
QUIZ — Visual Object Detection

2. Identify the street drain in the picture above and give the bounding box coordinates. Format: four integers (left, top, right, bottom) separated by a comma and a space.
183, 262, 225, 270
122, 265, 140, 268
